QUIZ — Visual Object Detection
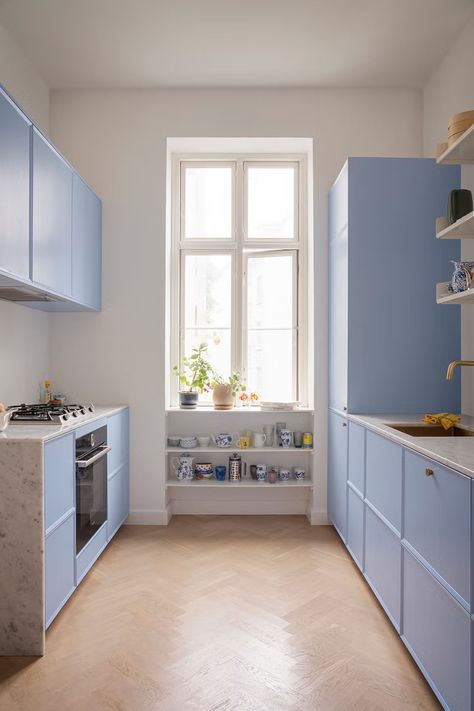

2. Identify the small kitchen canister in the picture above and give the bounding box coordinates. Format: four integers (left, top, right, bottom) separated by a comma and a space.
302, 432, 313, 449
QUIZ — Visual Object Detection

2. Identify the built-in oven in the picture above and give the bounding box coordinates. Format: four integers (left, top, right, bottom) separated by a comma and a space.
75, 425, 110, 553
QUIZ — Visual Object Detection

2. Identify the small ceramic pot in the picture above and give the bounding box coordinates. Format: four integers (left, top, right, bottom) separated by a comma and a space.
267, 467, 278, 484
215, 465, 226, 481
198, 434, 211, 447
238, 436, 250, 449
279, 468, 290, 482
280, 430, 292, 448
213, 433, 233, 447
179, 436, 197, 449
194, 463, 214, 480
179, 391, 199, 409
212, 384, 234, 410
294, 468, 305, 481
302, 433, 313, 449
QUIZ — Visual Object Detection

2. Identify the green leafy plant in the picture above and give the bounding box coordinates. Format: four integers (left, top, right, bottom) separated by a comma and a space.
212, 370, 246, 396
173, 343, 214, 393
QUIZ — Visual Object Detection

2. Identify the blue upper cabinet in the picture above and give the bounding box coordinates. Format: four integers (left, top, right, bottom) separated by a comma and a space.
0, 88, 31, 280
32, 128, 73, 297
72, 174, 102, 310
329, 158, 461, 414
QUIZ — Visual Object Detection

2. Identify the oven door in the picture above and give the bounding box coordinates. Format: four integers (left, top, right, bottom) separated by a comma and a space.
75, 445, 110, 553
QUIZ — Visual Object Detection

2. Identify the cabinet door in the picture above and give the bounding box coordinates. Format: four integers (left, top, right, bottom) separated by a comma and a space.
108, 467, 124, 540
44, 434, 74, 531
404, 450, 470, 607
328, 410, 348, 540
329, 225, 348, 412
365, 431, 402, 533
365, 506, 401, 629
348, 422, 365, 495
32, 128, 72, 295
403, 549, 471, 711
347, 486, 364, 570
45, 514, 75, 627
0, 89, 30, 279
72, 174, 101, 309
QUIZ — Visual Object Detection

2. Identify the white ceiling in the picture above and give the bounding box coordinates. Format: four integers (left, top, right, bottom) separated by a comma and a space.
0, 0, 472, 90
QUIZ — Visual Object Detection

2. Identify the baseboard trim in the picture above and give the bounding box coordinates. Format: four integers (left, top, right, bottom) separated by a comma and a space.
127, 507, 171, 525
170, 500, 307, 515
307, 509, 330, 525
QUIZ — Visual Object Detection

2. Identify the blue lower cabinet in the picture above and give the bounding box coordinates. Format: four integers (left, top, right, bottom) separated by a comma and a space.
328, 410, 348, 540
403, 549, 471, 711
348, 422, 365, 496
347, 486, 364, 571
45, 513, 75, 628
365, 505, 401, 630
108, 465, 128, 540
44, 434, 74, 530
365, 431, 402, 533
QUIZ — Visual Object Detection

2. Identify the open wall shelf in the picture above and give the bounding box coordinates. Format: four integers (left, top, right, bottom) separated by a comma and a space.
167, 479, 312, 488
437, 124, 474, 165
436, 282, 474, 305
436, 211, 474, 240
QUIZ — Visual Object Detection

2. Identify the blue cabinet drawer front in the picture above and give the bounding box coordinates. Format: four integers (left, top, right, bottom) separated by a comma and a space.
328, 410, 348, 540
107, 410, 129, 475
0, 89, 30, 280
403, 549, 471, 711
347, 486, 364, 570
44, 434, 74, 531
348, 422, 365, 495
365, 505, 401, 628
404, 450, 470, 607
76, 524, 107, 584
45, 513, 75, 627
366, 431, 402, 532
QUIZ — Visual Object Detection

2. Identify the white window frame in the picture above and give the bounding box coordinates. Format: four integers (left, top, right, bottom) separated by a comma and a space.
170, 153, 308, 407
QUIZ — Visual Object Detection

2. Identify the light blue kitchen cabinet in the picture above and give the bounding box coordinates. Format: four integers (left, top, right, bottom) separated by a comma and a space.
0, 88, 31, 280
32, 128, 73, 296
329, 158, 461, 414
404, 450, 471, 609
107, 409, 129, 541
403, 549, 471, 711
346, 486, 364, 571
44, 433, 75, 629
328, 410, 347, 541
365, 505, 401, 630
365, 431, 402, 533
348, 421, 365, 496
72, 173, 101, 310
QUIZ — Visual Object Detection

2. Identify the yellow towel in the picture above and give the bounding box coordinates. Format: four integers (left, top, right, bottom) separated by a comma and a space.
422, 413, 460, 431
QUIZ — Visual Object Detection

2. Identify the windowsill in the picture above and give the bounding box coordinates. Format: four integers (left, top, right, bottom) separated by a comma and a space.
166, 406, 314, 413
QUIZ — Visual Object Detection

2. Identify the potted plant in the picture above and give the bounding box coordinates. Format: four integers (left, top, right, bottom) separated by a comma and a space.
211, 371, 246, 411
173, 343, 214, 409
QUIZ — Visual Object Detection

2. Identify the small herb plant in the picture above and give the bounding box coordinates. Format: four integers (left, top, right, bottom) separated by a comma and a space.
173, 343, 214, 393
212, 370, 246, 396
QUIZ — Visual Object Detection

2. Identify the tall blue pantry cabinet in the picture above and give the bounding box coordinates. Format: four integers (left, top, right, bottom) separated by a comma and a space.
327, 158, 467, 710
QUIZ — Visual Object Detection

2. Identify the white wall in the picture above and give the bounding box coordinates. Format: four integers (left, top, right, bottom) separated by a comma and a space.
423, 16, 474, 414
0, 22, 50, 405
49, 87, 422, 522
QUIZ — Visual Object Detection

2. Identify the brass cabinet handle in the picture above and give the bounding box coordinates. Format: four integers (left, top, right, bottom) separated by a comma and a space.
425, 468, 434, 477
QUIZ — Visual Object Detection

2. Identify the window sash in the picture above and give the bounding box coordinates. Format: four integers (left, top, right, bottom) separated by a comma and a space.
243, 161, 299, 244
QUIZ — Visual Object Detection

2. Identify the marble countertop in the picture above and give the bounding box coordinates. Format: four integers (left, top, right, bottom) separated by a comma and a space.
349, 413, 474, 479
0, 405, 127, 443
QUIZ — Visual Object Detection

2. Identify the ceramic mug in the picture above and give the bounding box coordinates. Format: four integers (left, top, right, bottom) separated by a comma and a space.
253, 432, 266, 448
198, 434, 211, 447
215, 465, 226, 481
256, 464, 267, 482
294, 467, 305, 481
280, 430, 292, 448
279, 468, 290, 482
239, 436, 250, 449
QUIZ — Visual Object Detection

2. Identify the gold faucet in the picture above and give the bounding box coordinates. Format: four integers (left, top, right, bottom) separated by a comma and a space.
446, 360, 474, 380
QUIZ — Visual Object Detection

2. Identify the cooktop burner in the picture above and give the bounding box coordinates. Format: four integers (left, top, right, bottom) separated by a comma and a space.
8, 403, 95, 425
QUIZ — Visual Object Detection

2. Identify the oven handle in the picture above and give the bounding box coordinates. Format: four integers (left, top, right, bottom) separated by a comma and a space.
76, 445, 112, 468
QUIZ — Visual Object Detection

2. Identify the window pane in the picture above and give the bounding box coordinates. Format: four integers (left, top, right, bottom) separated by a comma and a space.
247, 329, 294, 401
183, 254, 232, 378
184, 167, 232, 239
247, 254, 293, 329
247, 166, 295, 239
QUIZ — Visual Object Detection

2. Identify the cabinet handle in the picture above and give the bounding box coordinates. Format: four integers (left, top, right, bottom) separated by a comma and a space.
425, 468, 434, 477
342, 422, 347, 427
343, 406, 347, 411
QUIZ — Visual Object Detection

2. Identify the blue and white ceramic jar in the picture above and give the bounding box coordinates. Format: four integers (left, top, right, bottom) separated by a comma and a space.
213, 433, 233, 447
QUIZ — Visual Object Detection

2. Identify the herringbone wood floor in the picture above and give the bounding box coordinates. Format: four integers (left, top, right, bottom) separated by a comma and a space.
0, 516, 439, 711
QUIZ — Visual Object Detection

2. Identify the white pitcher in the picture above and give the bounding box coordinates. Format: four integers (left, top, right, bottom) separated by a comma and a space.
171, 453, 195, 480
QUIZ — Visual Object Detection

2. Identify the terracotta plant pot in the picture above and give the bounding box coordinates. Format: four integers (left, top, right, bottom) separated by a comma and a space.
212, 384, 234, 410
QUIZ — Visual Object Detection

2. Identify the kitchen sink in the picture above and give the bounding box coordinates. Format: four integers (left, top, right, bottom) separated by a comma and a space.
386, 424, 474, 437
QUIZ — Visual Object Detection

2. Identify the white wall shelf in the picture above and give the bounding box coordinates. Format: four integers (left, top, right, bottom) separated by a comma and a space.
436, 282, 474, 304
166, 446, 314, 454
167, 479, 312, 488
166, 407, 314, 414
436, 211, 474, 240
437, 124, 474, 165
